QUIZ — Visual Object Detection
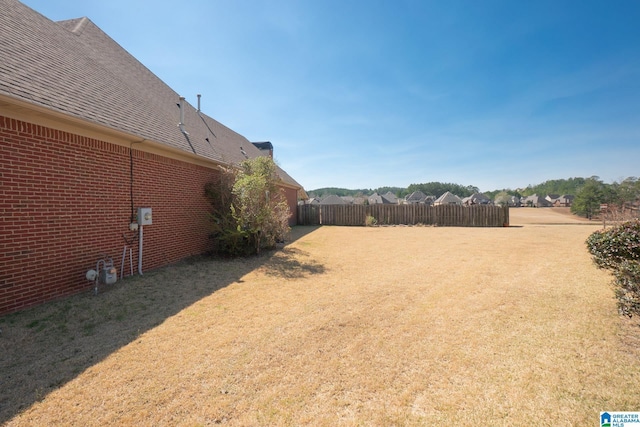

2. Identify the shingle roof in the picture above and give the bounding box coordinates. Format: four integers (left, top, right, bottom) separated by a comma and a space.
0, 0, 302, 190
434, 191, 463, 205
405, 191, 427, 202
522, 194, 553, 207
319, 195, 347, 205
462, 193, 492, 205
436, 191, 462, 203
382, 192, 398, 204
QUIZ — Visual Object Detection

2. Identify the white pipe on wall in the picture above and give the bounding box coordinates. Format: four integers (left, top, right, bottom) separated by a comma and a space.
138, 225, 144, 275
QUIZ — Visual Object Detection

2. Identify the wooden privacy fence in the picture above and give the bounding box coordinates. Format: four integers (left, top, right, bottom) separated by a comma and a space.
298, 204, 510, 227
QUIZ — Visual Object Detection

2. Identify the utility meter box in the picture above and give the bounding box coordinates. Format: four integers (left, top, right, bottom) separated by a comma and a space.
100, 266, 118, 285
137, 207, 153, 225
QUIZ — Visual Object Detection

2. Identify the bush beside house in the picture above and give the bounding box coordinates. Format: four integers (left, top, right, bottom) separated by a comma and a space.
206, 157, 290, 256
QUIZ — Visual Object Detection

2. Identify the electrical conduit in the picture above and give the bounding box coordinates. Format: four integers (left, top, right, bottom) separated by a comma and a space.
138, 225, 144, 275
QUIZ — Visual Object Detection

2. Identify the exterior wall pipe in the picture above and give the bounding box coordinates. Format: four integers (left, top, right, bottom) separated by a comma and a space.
138, 225, 144, 275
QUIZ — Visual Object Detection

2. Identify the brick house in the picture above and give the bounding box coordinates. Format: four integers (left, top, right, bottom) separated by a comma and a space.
0, 0, 304, 314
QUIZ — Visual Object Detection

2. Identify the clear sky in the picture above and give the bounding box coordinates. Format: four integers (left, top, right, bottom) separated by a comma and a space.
22, 0, 640, 192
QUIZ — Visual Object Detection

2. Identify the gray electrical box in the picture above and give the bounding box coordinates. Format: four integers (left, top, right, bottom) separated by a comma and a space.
100, 266, 117, 285
137, 207, 153, 225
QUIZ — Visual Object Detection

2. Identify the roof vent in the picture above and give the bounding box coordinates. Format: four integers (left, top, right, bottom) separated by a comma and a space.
178, 96, 186, 133
176, 96, 196, 154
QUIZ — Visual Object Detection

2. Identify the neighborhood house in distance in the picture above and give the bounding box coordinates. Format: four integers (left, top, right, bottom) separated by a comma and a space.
303, 191, 575, 207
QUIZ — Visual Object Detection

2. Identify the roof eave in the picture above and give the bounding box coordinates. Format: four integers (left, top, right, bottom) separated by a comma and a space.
0, 92, 228, 170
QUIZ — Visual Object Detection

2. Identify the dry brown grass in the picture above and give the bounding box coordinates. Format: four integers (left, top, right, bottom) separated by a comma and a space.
2, 208, 639, 426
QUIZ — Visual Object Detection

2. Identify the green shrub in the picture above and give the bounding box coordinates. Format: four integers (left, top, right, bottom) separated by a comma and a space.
365, 215, 377, 227
205, 170, 252, 257
613, 261, 640, 317
586, 219, 640, 316
231, 157, 290, 254
205, 158, 290, 257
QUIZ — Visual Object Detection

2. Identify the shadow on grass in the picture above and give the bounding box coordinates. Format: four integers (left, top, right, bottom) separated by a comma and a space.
260, 247, 326, 279
287, 225, 321, 243
0, 225, 323, 423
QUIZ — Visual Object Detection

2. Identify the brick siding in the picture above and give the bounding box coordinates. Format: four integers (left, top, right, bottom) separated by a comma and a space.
0, 116, 221, 314
283, 186, 298, 226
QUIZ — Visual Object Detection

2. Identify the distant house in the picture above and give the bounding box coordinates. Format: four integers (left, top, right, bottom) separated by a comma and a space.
462, 193, 493, 206
304, 197, 321, 205
320, 195, 347, 205
493, 193, 521, 207
508, 196, 521, 207
368, 193, 384, 204
405, 191, 435, 205
545, 194, 559, 205
552, 195, 574, 207
382, 191, 399, 204
307, 195, 365, 205
356, 196, 368, 205
521, 194, 553, 207
405, 191, 426, 204
343, 196, 367, 205
433, 191, 463, 206
404, 191, 435, 205
340, 196, 355, 204
368, 192, 398, 205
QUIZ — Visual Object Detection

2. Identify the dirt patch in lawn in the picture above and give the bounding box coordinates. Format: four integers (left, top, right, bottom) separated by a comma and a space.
2, 210, 639, 426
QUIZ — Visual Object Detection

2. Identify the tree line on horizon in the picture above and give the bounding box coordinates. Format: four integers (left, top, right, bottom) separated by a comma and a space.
307, 182, 480, 199
308, 177, 638, 199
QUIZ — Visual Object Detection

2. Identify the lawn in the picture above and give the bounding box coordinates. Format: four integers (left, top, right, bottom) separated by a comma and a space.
1, 208, 639, 426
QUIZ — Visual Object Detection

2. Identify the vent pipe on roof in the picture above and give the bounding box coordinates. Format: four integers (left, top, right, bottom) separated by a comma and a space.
178, 96, 186, 133
195, 93, 218, 146
177, 95, 196, 154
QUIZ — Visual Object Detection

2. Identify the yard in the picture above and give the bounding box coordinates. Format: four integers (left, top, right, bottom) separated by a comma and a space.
1, 208, 639, 426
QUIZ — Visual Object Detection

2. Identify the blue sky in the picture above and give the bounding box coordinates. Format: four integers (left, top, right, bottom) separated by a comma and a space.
23, 0, 640, 192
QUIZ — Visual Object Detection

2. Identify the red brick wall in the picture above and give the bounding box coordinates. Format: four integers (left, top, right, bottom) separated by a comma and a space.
283, 186, 299, 226
0, 116, 221, 315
